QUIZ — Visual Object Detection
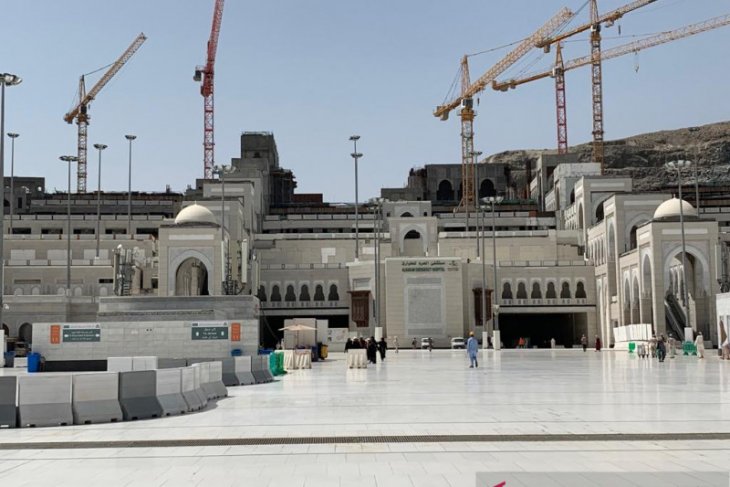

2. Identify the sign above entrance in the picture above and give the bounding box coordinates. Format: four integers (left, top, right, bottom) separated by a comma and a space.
62, 323, 101, 342
401, 260, 459, 273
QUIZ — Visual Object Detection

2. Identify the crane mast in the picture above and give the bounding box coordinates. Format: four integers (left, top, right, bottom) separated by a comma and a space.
195, 0, 225, 180
63, 33, 147, 192
434, 7, 574, 212
590, 0, 606, 172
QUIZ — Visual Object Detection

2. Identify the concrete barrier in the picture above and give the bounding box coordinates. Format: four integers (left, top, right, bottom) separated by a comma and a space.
72, 372, 123, 425
155, 368, 187, 416
0, 376, 17, 428
196, 362, 218, 400
208, 361, 228, 398
18, 375, 73, 427
132, 356, 158, 371
180, 366, 203, 411
190, 364, 209, 407
234, 356, 255, 385
118, 370, 163, 420
107, 357, 133, 372
220, 358, 238, 386
158, 358, 187, 369
250, 356, 267, 384
260, 356, 275, 382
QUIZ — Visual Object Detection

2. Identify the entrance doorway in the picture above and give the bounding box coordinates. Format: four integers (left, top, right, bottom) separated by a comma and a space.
499, 312, 587, 348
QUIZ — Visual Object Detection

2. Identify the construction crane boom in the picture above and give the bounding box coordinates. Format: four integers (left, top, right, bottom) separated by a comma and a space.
492, 13, 730, 157
195, 0, 225, 180
434, 7, 574, 213
63, 33, 147, 192
493, 14, 730, 89
537, 0, 657, 49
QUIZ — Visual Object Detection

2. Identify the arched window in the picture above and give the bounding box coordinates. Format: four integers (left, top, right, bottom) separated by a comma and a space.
479, 179, 496, 198
560, 282, 571, 299
436, 180, 454, 201
314, 284, 325, 301
328, 284, 340, 301
270, 285, 282, 302
501, 282, 513, 300
18, 323, 32, 343
257, 285, 267, 302
596, 204, 604, 222
546, 282, 557, 299
576, 282, 587, 299
300, 284, 311, 301
285, 285, 296, 301
516, 282, 527, 299
531, 282, 542, 299
400, 212, 413, 218
404, 230, 421, 239
570, 189, 575, 204
629, 225, 639, 251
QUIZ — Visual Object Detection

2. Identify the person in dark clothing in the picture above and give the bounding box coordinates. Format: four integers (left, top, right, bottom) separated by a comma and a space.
657, 334, 667, 362
359, 337, 367, 349
378, 337, 387, 360
595, 335, 602, 352
367, 337, 378, 364
345, 338, 352, 353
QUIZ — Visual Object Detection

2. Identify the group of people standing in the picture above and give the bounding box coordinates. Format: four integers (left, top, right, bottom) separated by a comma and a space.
580, 334, 602, 352
344, 337, 387, 363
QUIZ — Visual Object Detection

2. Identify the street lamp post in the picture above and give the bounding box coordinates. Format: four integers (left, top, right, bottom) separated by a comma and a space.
60, 155, 78, 296
93, 143, 107, 258
349, 135, 362, 260
471, 151, 482, 259
124, 135, 136, 236
665, 160, 692, 330
372, 197, 384, 328
7, 132, 19, 235
213, 164, 233, 295
0, 73, 22, 331
479, 201, 487, 334
483, 195, 504, 348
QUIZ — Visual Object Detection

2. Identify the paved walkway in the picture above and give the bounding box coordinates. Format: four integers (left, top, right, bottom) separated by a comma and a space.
2, 350, 729, 485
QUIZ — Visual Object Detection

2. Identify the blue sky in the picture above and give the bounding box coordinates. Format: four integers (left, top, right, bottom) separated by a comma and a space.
2, 0, 728, 202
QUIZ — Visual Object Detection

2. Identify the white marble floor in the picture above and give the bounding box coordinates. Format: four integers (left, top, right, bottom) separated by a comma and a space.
2, 350, 730, 486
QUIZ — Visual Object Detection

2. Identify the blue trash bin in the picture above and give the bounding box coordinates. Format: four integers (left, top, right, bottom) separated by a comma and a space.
27, 352, 41, 373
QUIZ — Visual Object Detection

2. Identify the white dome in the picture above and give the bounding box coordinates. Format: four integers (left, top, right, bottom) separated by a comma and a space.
174, 203, 218, 226
653, 198, 697, 220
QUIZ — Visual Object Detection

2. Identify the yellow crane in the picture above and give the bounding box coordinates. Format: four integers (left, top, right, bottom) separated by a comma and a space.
492, 13, 730, 156
63, 33, 147, 192
434, 7, 574, 212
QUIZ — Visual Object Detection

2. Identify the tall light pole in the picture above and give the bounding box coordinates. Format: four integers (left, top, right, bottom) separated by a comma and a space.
688, 126, 701, 213
349, 135, 362, 260
93, 143, 107, 258
665, 160, 692, 330
0, 73, 22, 331
471, 151, 482, 259
7, 132, 19, 235
124, 135, 136, 236
60, 155, 78, 296
213, 164, 233, 294
479, 201, 487, 334
372, 197, 384, 329
483, 195, 504, 348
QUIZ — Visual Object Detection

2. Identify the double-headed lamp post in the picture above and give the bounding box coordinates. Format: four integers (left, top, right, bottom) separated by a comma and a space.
665, 160, 692, 330
93, 143, 107, 259
7, 132, 19, 235
124, 135, 136, 236
349, 135, 362, 261
59, 155, 78, 296
0, 73, 22, 330
482, 195, 504, 348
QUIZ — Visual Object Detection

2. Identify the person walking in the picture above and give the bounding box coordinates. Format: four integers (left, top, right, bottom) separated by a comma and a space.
595, 335, 602, 352
518, 337, 525, 349
378, 337, 387, 361
367, 337, 378, 364
649, 335, 657, 358
657, 334, 666, 362
694, 332, 705, 359
428, 337, 433, 352
393, 336, 399, 354
550, 337, 556, 349
581, 334, 587, 352
412, 337, 417, 350
466, 331, 479, 368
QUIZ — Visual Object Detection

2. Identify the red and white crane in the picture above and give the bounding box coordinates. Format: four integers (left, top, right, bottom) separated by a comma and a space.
194, 0, 225, 180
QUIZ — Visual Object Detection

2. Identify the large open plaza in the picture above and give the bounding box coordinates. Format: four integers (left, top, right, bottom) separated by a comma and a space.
1, 350, 729, 486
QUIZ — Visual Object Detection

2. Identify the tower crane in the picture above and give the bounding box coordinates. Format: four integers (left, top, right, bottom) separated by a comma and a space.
194, 0, 225, 180
493, 13, 730, 156
434, 7, 574, 213
63, 33, 147, 193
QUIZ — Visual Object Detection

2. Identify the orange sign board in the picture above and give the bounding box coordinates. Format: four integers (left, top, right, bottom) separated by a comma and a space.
50, 324, 61, 344
231, 322, 241, 342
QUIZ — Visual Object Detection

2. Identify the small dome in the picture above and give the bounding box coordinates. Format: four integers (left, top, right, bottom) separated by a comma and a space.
653, 198, 697, 220
174, 203, 218, 226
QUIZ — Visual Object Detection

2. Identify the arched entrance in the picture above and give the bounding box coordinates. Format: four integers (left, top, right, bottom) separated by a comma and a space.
18, 323, 32, 343
436, 180, 454, 201
175, 257, 210, 296
479, 179, 495, 198
402, 229, 424, 257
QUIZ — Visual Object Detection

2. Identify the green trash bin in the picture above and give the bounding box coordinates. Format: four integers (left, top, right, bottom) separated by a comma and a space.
269, 351, 285, 376
628, 342, 636, 353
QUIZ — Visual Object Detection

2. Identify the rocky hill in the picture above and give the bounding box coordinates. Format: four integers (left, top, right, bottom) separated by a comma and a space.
485, 121, 730, 191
